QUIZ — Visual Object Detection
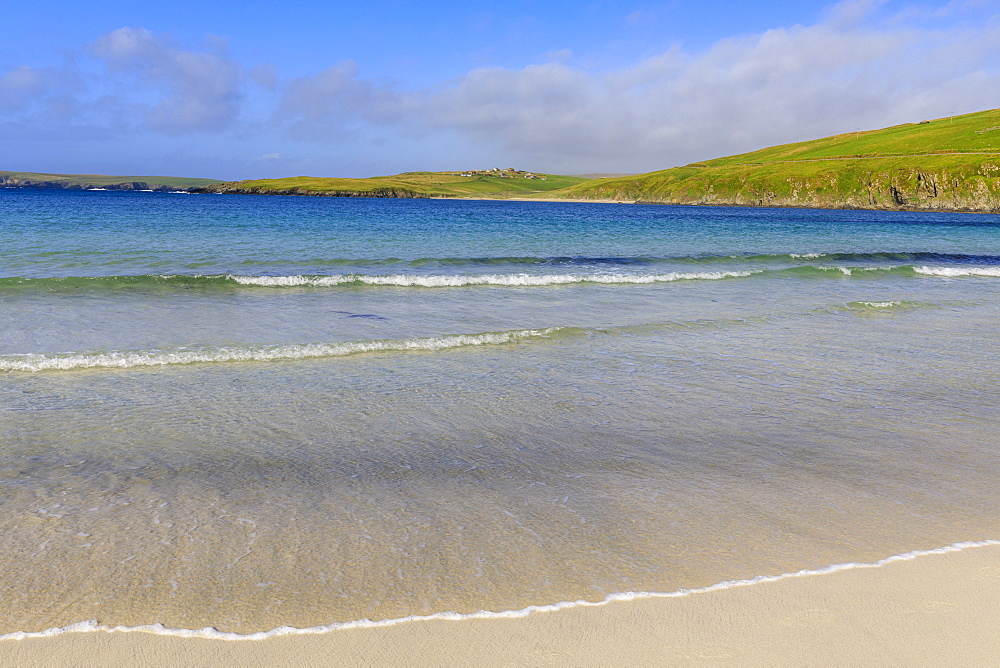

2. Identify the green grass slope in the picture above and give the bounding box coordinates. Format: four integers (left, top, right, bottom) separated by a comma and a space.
563, 109, 1000, 211
198, 171, 587, 198
0, 171, 221, 191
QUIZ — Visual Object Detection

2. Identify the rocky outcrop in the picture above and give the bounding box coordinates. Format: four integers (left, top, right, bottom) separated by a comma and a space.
0, 176, 179, 191
194, 183, 427, 198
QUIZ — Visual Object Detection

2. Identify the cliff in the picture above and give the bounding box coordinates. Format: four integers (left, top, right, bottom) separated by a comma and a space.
0, 171, 221, 192
566, 156, 1000, 212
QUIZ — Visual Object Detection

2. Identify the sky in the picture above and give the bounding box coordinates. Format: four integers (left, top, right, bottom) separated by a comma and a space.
2, 0, 999, 179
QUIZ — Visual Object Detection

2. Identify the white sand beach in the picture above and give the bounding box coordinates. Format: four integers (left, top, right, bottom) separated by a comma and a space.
2, 542, 998, 666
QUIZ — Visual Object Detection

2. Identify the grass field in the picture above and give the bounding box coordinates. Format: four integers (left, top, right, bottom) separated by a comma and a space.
202, 171, 588, 198
702, 109, 1000, 166
562, 109, 1000, 210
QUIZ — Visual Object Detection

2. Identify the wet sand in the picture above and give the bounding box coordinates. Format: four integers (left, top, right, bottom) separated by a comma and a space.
2, 542, 998, 666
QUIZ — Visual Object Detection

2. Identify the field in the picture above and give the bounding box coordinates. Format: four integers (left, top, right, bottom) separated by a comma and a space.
200, 171, 588, 198
562, 109, 1000, 210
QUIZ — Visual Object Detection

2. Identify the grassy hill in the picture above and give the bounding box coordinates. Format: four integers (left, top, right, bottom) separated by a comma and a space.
562, 109, 1000, 211
0, 171, 221, 191
197, 170, 588, 198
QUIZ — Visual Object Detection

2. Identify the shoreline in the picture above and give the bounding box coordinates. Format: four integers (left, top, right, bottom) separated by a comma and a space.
3, 540, 998, 665
10, 186, 1000, 213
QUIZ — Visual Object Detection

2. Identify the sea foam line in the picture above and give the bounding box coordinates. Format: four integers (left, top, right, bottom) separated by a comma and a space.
227, 270, 758, 287
0, 328, 560, 372
854, 300, 903, 308
914, 266, 1000, 277
1, 540, 996, 642
3, 264, 997, 295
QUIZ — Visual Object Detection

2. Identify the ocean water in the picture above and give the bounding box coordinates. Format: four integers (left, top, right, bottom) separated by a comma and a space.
2, 188, 1000, 636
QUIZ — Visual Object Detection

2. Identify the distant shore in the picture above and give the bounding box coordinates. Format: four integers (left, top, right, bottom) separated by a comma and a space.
191, 189, 1000, 212
2, 542, 998, 666
10, 183, 1000, 213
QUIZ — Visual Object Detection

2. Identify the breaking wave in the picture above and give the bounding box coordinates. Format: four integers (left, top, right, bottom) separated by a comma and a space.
0, 270, 757, 292
0, 328, 565, 372
228, 270, 756, 287
6, 259, 1000, 295
914, 266, 1000, 277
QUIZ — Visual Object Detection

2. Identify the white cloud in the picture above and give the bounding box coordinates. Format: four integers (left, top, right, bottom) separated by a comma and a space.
0, 66, 49, 111
275, 61, 412, 139
440, 1, 1000, 169
88, 27, 243, 134
2, 0, 999, 177
822, 0, 888, 27
267, 0, 1000, 172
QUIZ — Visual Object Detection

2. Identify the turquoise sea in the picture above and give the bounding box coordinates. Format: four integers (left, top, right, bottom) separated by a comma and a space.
2, 188, 999, 636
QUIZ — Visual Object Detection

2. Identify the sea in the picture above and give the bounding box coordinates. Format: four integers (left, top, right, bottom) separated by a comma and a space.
1, 188, 999, 638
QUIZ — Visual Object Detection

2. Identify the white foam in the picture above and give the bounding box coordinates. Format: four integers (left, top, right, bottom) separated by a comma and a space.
0, 540, 995, 642
815, 266, 903, 277
228, 270, 758, 288
915, 266, 1000, 277
857, 301, 902, 308
0, 329, 559, 372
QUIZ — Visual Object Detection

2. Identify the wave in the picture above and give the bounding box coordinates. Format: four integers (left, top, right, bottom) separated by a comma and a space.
842, 300, 940, 313
773, 264, 1000, 278
1, 540, 995, 641
0, 328, 565, 372
776, 251, 1000, 265
0, 274, 235, 291
848, 300, 905, 309
385, 252, 1000, 267
2, 316, 811, 373
914, 266, 1000, 277
778, 265, 911, 277
16, 251, 1000, 272
6, 260, 1000, 295
228, 270, 757, 287
0, 270, 758, 292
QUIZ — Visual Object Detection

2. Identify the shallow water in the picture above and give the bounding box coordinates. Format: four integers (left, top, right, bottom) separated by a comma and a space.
1, 189, 999, 634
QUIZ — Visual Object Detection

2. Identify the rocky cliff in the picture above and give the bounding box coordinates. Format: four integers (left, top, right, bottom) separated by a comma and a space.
568, 157, 1000, 212
0, 176, 183, 191
194, 182, 426, 198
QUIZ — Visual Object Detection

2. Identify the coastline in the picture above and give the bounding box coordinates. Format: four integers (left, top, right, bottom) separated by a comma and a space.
172, 187, 1000, 212
436, 195, 636, 204
9, 184, 1000, 212
3, 541, 998, 666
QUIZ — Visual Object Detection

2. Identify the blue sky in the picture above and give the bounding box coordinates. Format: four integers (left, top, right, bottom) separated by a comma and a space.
2, 0, 999, 179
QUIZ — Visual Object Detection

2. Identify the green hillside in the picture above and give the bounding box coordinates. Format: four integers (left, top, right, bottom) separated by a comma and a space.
199, 169, 587, 198
0, 170, 221, 191
563, 109, 1000, 211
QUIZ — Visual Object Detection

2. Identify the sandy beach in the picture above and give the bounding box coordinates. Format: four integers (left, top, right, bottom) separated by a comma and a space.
2, 542, 997, 666
6, 194, 1000, 667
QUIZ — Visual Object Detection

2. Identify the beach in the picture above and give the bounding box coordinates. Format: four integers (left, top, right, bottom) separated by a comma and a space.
2, 542, 998, 665
2, 190, 1000, 663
